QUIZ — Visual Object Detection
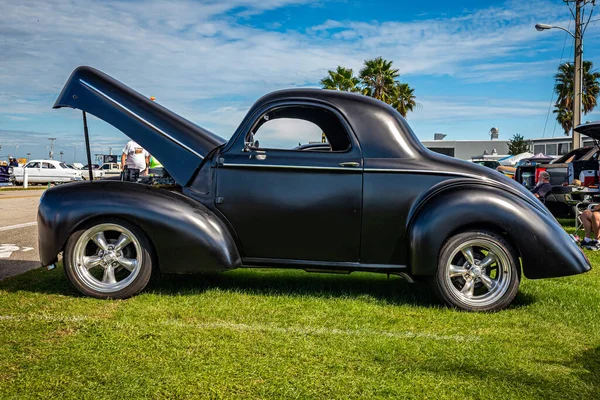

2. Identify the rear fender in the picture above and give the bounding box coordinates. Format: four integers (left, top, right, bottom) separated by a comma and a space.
38, 181, 241, 273
407, 184, 590, 279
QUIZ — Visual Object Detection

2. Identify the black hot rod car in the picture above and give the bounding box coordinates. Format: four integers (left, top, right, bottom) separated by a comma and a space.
38, 67, 591, 311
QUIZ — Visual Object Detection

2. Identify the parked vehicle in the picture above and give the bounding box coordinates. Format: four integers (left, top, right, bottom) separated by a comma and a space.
83, 164, 100, 170
67, 163, 106, 179
38, 66, 591, 312
99, 162, 122, 176
515, 147, 600, 215
0, 165, 11, 186
471, 159, 501, 170
10, 159, 83, 184
507, 156, 554, 182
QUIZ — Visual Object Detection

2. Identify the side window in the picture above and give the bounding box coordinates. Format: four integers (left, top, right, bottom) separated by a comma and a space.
247, 106, 351, 152
42, 162, 55, 169
25, 162, 40, 168
59, 162, 68, 169
101, 164, 109, 170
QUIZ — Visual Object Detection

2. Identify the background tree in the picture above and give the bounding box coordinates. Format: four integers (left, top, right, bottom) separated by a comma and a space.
320, 57, 419, 118
508, 133, 529, 155
319, 66, 360, 92
359, 57, 399, 102
390, 82, 417, 118
554, 61, 600, 134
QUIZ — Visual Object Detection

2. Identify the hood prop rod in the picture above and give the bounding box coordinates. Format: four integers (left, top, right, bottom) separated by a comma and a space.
82, 111, 93, 181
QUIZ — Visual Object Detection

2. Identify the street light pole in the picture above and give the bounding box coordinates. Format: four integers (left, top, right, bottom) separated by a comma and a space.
48, 137, 57, 159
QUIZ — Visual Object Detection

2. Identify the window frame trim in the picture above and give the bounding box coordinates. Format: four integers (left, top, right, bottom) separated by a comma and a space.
222, 99, 362, 157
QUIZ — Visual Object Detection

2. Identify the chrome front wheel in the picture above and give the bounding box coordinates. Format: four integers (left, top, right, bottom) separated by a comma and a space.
64, 220, 153, 299
435, 231, 520, 312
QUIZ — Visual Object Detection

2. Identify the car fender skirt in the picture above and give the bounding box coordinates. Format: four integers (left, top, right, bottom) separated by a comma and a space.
37, 181, 241, 273
408, 186, 591, 279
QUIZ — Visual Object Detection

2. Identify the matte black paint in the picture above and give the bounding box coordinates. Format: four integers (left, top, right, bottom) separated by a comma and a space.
575, 121, 600, 139
38, 181, 241, 273
53, 66, 226, 185
41, 67, 592, 282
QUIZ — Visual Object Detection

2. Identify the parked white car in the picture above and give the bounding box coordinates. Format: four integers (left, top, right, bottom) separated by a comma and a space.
10, 159, 85, 184
98, 162, 122, 176
68, 163, 106, 179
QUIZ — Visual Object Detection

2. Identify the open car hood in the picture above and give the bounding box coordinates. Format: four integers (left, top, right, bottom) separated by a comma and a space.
53, 66, 226, 185
574, 121, 600, 141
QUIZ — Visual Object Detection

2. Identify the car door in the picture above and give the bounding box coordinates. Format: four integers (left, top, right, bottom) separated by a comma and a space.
24, 162, 42, 182
42, 162, 62, 182
215, 103, 363, 263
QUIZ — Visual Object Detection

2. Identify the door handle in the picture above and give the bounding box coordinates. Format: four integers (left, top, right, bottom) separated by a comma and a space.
339, 162, 360, 168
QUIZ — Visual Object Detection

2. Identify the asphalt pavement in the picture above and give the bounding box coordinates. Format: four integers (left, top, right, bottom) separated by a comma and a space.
0, 189, 46, 280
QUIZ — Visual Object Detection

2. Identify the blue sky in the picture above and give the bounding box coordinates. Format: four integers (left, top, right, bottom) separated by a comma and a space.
2, 0, 600, 162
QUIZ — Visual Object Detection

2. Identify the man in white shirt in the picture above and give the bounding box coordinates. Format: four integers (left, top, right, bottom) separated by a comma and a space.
121, 140, 150, 175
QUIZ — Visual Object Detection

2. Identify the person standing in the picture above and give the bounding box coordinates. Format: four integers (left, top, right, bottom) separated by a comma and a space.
121, 140, 150, 175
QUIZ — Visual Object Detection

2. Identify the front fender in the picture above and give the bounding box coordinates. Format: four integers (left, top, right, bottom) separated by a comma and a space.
408, 185, 591, 279
38, 181, 241, 273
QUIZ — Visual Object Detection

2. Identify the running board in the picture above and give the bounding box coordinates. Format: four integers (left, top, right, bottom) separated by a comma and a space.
241, 257, 409, 273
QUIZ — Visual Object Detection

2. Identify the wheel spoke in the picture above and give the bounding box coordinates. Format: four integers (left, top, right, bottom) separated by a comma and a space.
92, 232, 109, 251
449, 264, 468, 278
479, 253, 497, 269
479, 274, 497, 291
83, 256, 103, 270
114, 234, 132, 251
102, 265, 117, 284
117, 257, 138, 272
461, 278, 475, 298
461, 247, 475, 265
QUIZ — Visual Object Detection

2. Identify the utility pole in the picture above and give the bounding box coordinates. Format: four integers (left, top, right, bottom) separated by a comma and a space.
26, 152, 31, 161
48, 137, 57, 159
573, 0, 583, 149
59, 151, 64, 161
566, 0, 596, 149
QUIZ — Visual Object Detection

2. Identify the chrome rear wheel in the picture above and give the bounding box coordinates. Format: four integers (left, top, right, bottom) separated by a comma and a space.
435, 231, 520, 312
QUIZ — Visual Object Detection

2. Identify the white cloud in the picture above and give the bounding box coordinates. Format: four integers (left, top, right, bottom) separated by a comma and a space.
1, 0, 598, 144
411, 97, 549, 122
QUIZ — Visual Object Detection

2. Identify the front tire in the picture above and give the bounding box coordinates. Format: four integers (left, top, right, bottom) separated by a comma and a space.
64, 219, 154, 299
434, 231, 520, 312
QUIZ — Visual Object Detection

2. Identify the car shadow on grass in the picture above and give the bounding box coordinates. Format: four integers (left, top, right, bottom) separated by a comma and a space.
154, 270, 443, 307
0, 265, 536, 309
152, 270, 535, 309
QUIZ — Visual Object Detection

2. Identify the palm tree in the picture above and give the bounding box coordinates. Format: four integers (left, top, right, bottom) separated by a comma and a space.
390, 82, 418, 118
320, 58, 419, 118
320, 66, 361, 92
359, 57, 399, 102
553, 105, 573, 136
554, 61, 600, 134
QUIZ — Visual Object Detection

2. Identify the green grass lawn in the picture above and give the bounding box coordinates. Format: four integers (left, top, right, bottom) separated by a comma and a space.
1, 219, 599, 399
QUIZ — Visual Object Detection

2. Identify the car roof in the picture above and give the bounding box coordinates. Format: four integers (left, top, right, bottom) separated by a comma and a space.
244, 88, 425, 159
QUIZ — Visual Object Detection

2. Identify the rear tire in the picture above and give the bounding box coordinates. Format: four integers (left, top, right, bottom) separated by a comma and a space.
433, 231, 520, 312
64, 219, 154, 299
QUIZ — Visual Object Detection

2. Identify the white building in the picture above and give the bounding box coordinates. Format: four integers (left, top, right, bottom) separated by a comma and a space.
421, 134, 588, 160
